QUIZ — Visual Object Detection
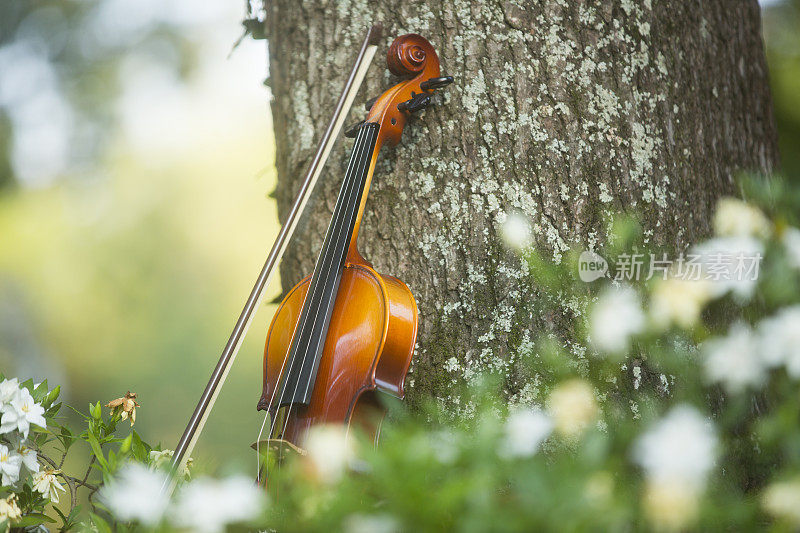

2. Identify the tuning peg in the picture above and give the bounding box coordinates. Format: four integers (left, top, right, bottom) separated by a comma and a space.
344, 120, 364, 138
364, 96, 379, 111
397, 93, 432, 114
420, 76, 454, 92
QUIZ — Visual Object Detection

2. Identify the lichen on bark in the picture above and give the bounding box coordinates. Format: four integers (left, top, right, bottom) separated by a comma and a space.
264, 0, 777, 412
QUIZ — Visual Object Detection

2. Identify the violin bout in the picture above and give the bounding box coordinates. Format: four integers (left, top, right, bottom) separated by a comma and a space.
259, 263, 417, 444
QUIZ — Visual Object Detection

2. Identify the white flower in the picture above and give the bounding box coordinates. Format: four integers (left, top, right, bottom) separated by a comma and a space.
0, 443, 22, 486
759, 306, 800, 378
344, 513, 399, 533
782, 227, 800, 269
7, 435, 38, 474
500, 408, 553, 458
149, 449, 192, 477
0, 378, 20, 406
170, 476, 263, 533
149, 449, 173, 468
429, 430, 459, 464
633, 405, 717, 490
500, 212, 532, 251
304, 424, 354, 483
0, 494, 21, 522
762, 478, 800, 525
0, 388, 47, 438
32, 469, 66, 503
703, 323, 766, 393
691, 236, 763, 302
589, 285, 645, 353
649, 277, 712, 330
713, 197, 771, 238
547, 379, 599, 437
99, 463, 169, 526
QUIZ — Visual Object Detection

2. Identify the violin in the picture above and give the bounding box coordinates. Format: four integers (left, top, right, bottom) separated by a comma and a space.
256, 34, 452, 457
169, 26, 384, 486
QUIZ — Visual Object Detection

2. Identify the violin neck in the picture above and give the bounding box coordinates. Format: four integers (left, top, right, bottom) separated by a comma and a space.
275, 122, 380, 408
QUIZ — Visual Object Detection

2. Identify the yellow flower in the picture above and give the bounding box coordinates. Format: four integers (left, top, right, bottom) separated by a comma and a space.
762, 479, 800, 525
642, 479, 700, 531
546, 379, 598, 437
0, 494, 21, 523
650, 277, 712, 330
106, 391, 140, 426
713, 197, 771, 238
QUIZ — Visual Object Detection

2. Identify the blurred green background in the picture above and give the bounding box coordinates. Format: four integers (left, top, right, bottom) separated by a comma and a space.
0, 0, 798, 473
0, 0, 277, 472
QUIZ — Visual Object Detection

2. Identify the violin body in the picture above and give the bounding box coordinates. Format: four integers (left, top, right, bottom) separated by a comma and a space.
259, 260, 416, 443
255, 33, 451, 459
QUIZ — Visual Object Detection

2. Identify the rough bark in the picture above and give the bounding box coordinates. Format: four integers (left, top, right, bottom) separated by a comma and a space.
264, 0, 778, 411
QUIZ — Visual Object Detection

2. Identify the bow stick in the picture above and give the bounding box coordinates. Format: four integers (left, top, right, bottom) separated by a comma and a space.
167, 24, 383, 487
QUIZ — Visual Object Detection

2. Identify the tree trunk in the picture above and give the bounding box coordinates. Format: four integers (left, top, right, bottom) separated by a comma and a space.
263, 0, 778, 410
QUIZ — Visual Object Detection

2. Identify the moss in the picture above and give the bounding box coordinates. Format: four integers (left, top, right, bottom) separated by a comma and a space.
268, 0, 779, 412
406, 314, 465, 412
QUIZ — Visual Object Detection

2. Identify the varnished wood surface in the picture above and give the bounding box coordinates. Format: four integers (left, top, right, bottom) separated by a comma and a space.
258, 34, 441, 450
259, 262, 416, 445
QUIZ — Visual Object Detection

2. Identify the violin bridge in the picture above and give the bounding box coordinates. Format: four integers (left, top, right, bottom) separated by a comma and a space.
251, 438, 307, 457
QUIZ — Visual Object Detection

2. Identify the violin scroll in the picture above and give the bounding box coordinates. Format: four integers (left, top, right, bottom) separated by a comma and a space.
387, 34, 434, 76
365, 34, 453, 146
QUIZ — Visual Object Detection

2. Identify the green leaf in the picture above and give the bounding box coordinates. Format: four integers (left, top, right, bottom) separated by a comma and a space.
87, 433, 109, 470
13, 513, 56, 526
90, 512, 113, 533
42, 385, 61, 408
29, 424, 50, 436
120, 432, 133, 454
59, 424, 75, 451
52, 506, 67, 526
20, 378, 35, 393
65, 505, 82, 528
45, 402, 62, 419
131, 430, 148, 462
32, 379, 49, 402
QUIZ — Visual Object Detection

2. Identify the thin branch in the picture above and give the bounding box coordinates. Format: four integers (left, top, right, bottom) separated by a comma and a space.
32, 443, 100, 520
36, 449, 78, 514
81, 455, 96, 486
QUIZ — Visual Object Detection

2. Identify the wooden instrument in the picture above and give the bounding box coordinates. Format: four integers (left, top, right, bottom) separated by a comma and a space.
168, 26, 383, 484
256, 34, 452, 462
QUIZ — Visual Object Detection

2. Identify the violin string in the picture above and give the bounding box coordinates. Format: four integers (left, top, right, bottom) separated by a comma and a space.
256, 293, 306, 483
269, 123, 368, 419
263, 126, 366, 451
262, 124, 370, 476
254, 408, 269, 483
276, 123, 373, 440
300, 124, 377, 402
277, 123, 376, 455
274, 125, 371, 472
256, 288, 309, 482
256, 129, 365, 486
